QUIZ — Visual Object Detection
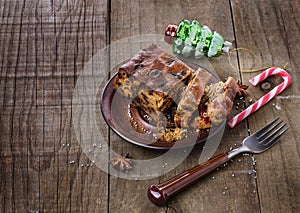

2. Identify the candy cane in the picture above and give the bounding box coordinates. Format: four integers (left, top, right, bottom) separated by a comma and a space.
228, 67, 292, 128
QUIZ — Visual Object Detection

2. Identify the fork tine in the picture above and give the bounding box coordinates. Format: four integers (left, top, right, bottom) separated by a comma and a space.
260, 122, 287, 144
257, 120, 283, 141
264, 126, 289, 148
253, 117, 280, 137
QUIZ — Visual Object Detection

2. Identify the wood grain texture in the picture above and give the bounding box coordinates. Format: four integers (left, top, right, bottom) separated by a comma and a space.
231, 0, 300, 212
0, 0, 109, 212
1, 0, 299, 212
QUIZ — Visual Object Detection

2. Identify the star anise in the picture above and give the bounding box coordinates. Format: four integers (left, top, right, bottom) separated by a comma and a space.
237, 80, 249, 96
110, 153, 132, 172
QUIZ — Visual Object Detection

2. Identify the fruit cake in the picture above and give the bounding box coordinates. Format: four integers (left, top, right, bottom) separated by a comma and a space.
112, 44, 247, 142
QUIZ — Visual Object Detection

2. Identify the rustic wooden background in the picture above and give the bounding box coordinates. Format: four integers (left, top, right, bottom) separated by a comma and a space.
1, 0, 299, 212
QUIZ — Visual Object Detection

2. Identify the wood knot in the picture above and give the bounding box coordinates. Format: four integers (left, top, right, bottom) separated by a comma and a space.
260, 81, 272, 91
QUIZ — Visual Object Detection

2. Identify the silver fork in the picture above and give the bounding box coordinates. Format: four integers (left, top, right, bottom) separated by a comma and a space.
148, 117, 289, 206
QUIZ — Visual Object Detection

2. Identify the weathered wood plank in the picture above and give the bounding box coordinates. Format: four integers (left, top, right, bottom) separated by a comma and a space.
231, 0, 300, 212
0, 0, 109, 212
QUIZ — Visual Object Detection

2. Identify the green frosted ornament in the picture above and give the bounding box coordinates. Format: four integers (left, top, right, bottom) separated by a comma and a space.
204, 34, 213, 53
184, 37, 193, 46
189, 20, 202, 46
202, 26, 213, 53
169, 19, 231, 59
195, 42, 205, 59
199, 26, 212, 42
182, 45, 194, 57
173, 37, 184, 54
207, 32, 225, 57
176, 20, 191, 40
182, 37, 194, 57
194, 25, 212, 56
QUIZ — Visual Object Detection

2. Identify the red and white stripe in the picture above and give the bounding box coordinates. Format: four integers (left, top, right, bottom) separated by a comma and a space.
228, 67, 292, 128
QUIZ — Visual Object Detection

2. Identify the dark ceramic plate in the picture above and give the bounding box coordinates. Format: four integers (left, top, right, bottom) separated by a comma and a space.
100, 61, 226, 149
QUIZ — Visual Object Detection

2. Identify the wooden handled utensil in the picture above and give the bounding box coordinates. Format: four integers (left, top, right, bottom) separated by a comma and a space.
147, 117, 288, 206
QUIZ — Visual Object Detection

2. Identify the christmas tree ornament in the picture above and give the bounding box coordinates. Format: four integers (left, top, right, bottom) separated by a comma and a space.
165, 19, 232, 58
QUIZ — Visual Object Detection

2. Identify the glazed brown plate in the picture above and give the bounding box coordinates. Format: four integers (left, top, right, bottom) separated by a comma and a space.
100, 61, 226, 149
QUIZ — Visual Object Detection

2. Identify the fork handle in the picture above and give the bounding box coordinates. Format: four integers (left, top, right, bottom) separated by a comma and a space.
147, 153, 229, 206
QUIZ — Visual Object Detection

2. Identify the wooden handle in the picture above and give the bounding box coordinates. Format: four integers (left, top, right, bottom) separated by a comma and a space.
147, 153, 229, 206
